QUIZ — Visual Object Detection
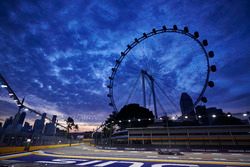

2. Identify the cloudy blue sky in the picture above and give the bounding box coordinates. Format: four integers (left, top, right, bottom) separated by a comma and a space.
0, 0, 249, 131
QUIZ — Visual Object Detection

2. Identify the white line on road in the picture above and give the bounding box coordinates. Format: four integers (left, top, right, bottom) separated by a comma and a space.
213, 158, 227, 161
117, 151, 124, 153
77, 160, 101, 166
143, 151, 153, 154
94, 161, 118, 166
188, 157, 202, 160
231, 153, 242, 156
212, 153, 222, 155
167, 156, 179, 159
192, 153, 203, 155
240, 159, 250, 162
146, 156, 158, 158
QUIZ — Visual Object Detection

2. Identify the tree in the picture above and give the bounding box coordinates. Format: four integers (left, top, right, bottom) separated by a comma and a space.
115, 103, 154, 129
65, 117, 78, 146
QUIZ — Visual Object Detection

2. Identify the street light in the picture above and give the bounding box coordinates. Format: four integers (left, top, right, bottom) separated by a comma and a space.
227, 114, 231, 117
138, 119, 141, 122
24, 108, 29, 112
1, 84, 8, 88
198, 115, 202, 119
184, 116, 188, 119
128, 120, 131, 122
243, 113, 248, 117
212, 114, 216, 118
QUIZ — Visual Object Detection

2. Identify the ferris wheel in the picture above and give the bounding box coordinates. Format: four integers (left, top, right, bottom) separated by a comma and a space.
107, 25, 216, 118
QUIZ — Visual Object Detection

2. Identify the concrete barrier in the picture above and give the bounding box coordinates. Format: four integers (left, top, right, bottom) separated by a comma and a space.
0, 143, 81, 155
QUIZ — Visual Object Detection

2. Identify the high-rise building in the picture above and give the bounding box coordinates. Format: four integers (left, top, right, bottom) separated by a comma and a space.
22, 122, 32, 133
44, 115, 57, 136
18, 112, 26, 125
180, 92, 195, 117
33, 113, 46, 134
3, 116, 13, 129
52, 115, 57, 124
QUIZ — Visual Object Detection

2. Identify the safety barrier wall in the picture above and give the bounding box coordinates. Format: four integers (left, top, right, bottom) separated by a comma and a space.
0, 143, 81, 155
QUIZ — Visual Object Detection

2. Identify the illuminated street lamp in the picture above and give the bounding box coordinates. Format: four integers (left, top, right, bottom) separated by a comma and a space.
198, 115, 202, 118
119, 120, 122, 123
184, 116, 188, 119
171, 116, 176, 120
24, 108, 29, 112
159, 117, 163, 120
148, 118, 151, 121
227, 114, 231, 117
212, 114, 216, 118
1, 84, 8, 88
128, 120, 131, 122
138, 119, 141, 122
243, 113, 248, 117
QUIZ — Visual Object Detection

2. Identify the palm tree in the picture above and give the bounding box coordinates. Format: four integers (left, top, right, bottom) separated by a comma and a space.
66, 117, 78, 146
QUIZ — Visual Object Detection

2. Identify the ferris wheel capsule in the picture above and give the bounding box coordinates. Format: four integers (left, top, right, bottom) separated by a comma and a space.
183, 26, 189, 33
194, 31, 199, 38
208, 51, 214, 58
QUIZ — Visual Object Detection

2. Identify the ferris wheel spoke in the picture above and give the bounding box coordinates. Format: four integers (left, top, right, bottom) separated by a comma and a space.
154, 77, 179, 98
154, 81, 179, 112
155, 86, 179, 114
125, 73, 141, 105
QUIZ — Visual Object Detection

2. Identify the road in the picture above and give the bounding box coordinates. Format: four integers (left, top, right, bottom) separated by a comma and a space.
0, 144, 250, 166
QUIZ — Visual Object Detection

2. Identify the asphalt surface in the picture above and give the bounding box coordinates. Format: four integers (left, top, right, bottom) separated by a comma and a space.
0, 144, 250, 166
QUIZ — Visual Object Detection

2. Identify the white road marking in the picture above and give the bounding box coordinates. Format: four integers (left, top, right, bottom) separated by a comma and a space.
101, 150, 111, 152
212, 153, 221, 155
94, 161, 118, 166
188, 157, 202, 160
152, 164, 198, 167
147, 155, 158, 158
167, 156, 179, 159
143, 151, 153, 154
231, 153, 242, 156
130, 151, 138, 153
192, 153, 203, 155
76, 160, 101, 166
118, 161, 144, 167
213, 158, 227, 161
117, 150, 124, 153
240, 159, 250, 162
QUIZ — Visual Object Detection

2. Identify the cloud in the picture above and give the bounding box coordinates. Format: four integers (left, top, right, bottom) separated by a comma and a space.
0, 0, 250, 129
